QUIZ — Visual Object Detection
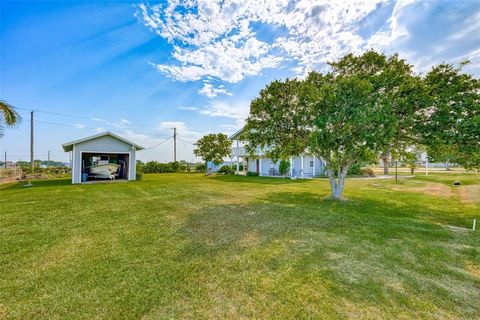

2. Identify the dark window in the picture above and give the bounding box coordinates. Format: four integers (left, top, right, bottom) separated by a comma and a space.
310, 161, 314, 167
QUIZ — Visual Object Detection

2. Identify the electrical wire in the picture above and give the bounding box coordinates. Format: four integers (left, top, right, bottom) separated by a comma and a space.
14, 106, 159, 129
177, 137, 195, 145
143, 137, 173, 150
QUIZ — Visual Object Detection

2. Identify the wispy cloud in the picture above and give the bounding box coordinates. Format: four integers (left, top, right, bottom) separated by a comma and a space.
198, 82, 232, 98
158, 121, 202, 143
199, 101, 249, 129
139, 0, 479, 82
178, 106, 199, 111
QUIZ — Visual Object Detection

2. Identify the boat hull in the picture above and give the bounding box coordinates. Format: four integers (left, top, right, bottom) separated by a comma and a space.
87, 163, 120, 178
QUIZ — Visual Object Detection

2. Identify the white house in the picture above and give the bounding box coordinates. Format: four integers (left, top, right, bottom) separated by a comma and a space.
62, 131, 144, 184
229, 129, 325, 178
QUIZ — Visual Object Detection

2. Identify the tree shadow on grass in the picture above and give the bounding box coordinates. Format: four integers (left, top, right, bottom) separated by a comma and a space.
174, 191, 480, 318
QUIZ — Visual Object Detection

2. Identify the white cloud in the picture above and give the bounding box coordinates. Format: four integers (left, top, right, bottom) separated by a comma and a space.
178, 106, 199, 111
198, 82, 232, 98
140, 0, 479, 82
120, 118, 132, 125
95, 127, 106, 132
139, 0, 385, 81
199, 100, 249, 128
74, 124, 85, 129
158, 121, 202, 143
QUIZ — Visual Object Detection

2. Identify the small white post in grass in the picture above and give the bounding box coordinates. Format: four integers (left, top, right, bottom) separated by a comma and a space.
473, 219, 476, 231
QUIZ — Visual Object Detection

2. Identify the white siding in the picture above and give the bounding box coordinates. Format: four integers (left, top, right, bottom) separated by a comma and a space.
71, 135, 137, 184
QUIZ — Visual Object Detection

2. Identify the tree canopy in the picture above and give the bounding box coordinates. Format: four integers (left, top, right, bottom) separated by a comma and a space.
0, 100, 21, 137
244, 50, 479, 199
419, 63, 480, 168
194, 133, 232, 168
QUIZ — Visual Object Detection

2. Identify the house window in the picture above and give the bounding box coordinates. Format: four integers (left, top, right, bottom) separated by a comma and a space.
310, 160, 314, 167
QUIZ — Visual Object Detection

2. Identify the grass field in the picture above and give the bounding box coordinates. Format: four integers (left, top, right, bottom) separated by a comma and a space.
1, 173, 479, 319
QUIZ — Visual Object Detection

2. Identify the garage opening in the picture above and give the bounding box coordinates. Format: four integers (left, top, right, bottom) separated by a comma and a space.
81, 152, 129, 182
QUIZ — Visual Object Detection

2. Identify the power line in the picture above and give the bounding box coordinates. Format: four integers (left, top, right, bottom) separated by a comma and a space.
143, 137, 173, 150
15, 106, 159, 129
177, 137, 195, 145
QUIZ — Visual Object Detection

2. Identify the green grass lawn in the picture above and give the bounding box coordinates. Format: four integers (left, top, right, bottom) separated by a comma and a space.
1, 173, 479, 319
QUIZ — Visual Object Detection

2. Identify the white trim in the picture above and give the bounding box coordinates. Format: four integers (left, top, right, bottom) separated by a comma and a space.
301, 154, 304, 178
236, 140, 240, 174
313, 155, 316, 178
78, 150, 133, 154
62, 131, 144, 152
72, 144, 76, 184
259, 157, 263, 176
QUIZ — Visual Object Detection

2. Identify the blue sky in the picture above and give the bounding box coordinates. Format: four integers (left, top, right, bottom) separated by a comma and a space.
1, 0, 479, 162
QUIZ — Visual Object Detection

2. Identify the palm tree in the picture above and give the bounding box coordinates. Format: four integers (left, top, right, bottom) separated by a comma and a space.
0, 100, 21, 137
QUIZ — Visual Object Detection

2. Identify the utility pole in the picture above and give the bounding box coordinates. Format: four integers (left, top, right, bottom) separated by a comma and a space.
30, 110, 34, 171
173, 127, 177, 162
47, 150, 51, 168
4, 151, 6, 169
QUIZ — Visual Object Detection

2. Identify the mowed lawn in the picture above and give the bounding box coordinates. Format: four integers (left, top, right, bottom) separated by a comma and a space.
1, 173, 479, 319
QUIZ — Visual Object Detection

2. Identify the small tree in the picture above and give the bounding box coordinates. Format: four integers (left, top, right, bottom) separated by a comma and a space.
278, 159, 290, 177
194, 134, 232, 174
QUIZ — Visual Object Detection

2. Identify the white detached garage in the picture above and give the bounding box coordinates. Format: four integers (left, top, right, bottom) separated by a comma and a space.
62, 131, 144, 184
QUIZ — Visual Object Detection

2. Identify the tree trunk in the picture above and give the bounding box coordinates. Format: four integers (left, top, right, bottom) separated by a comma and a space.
382, 157, 389, 175
381, 151, 390, 175
445, 160, 450, 171
326, 165, 349, 200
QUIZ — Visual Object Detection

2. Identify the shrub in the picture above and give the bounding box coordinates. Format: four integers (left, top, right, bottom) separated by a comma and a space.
136, 162, 144, 180
217, 166, 234, 175
278, 159, 290, 177
348, 163, 362, 176
360, 168, 375, 177
143, 161, 176, 173
195, 163, 206, 172
246, 171, 259, 177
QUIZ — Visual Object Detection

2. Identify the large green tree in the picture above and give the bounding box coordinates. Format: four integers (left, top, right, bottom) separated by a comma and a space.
0, 100, 21, 137
328, 51, 425, 174
308, 74, 395, 198
245, 51, 418, 199
419, 63, 480, 168
194, 133, 232, 173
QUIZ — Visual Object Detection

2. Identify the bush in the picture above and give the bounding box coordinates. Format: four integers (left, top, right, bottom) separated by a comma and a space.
360, 168, 375, 177
217, 166, 234, 175
347, 163, 361, 176
279, 159, 290, 177
143, 161, 177, 173
195, 163, 206, 172
246, 171, 259, 177
136, 162, 144, 180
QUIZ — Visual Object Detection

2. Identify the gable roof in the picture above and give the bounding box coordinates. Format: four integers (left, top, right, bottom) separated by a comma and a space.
229, 127, 246, 140
62, 131, 144, 152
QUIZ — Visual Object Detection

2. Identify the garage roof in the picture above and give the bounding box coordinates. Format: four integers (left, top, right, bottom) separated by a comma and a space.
62, 131, 145, 152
